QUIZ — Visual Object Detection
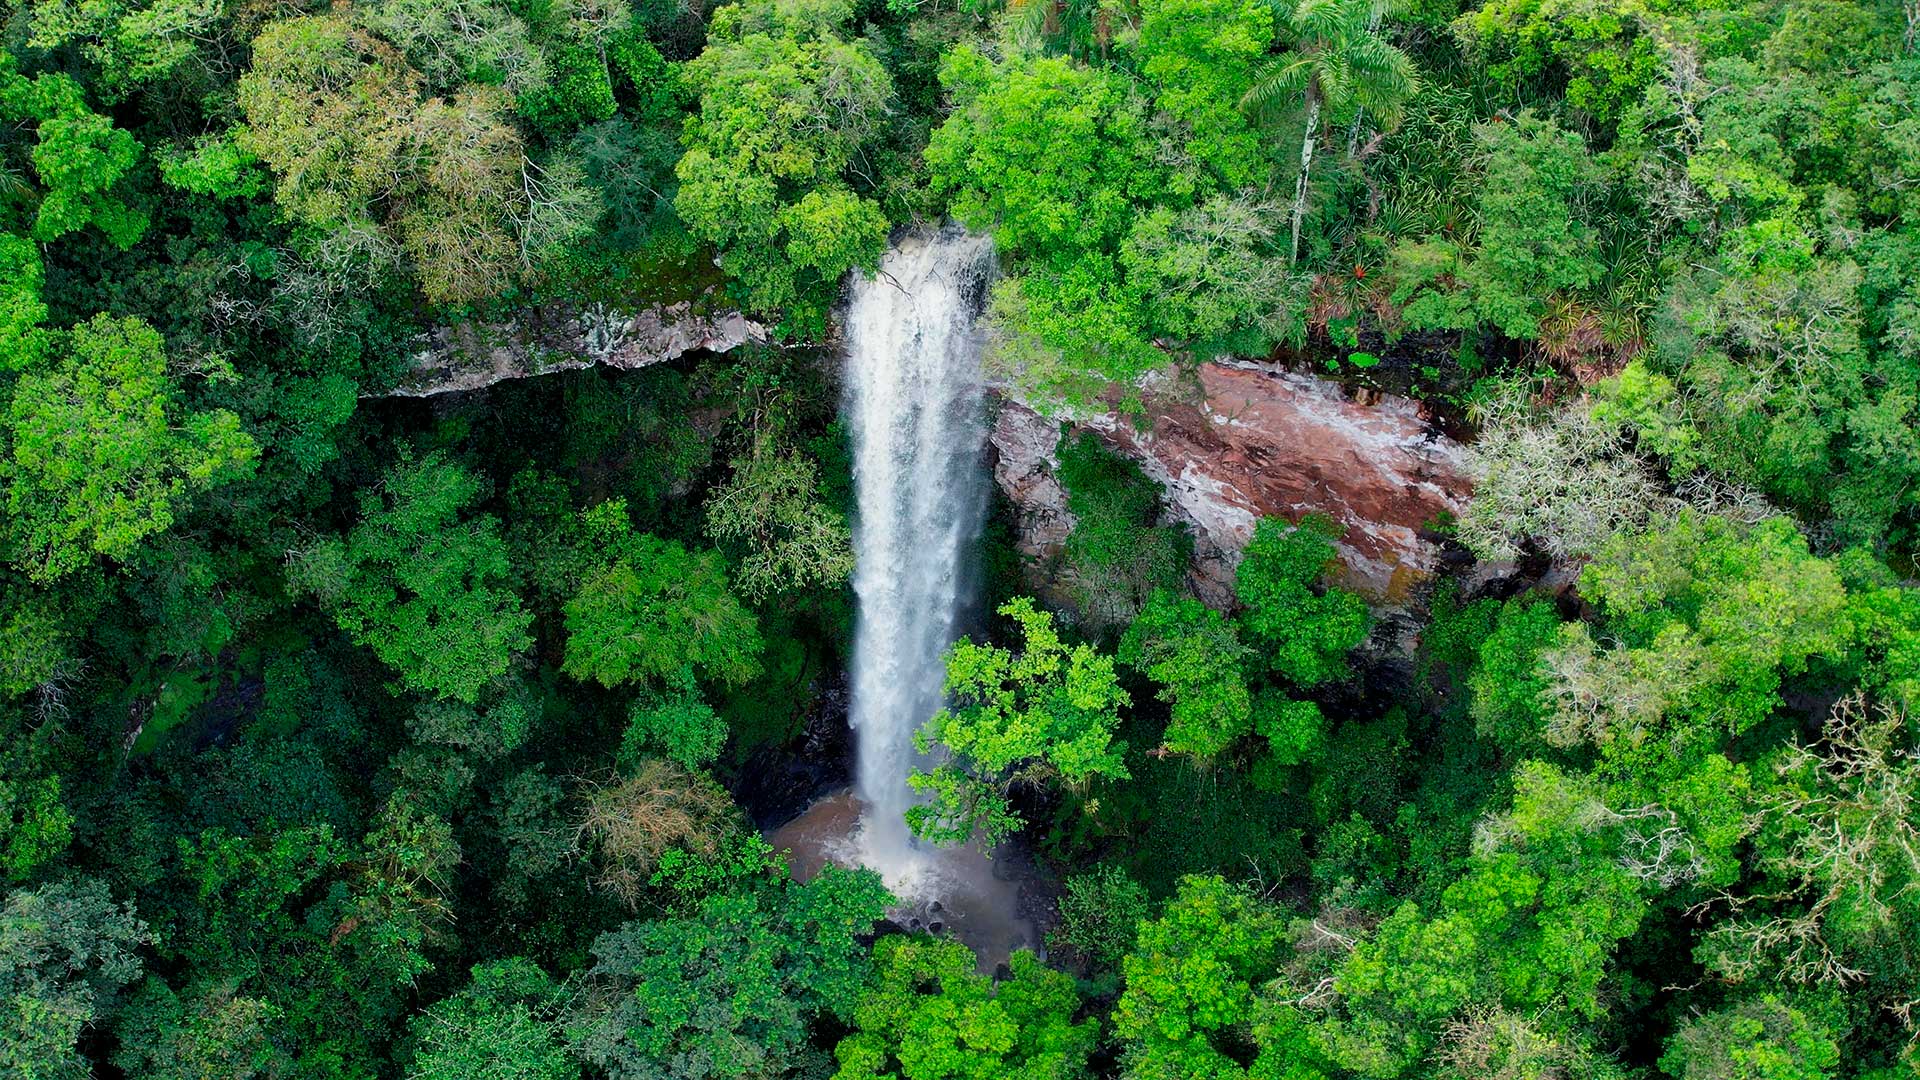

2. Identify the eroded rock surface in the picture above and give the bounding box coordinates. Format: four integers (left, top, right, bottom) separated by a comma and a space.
989, 401, 1076, 566
384, 301, 765, 397
989, 361, 1473, 604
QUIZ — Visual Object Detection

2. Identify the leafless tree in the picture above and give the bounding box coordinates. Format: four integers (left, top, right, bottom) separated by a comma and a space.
572, 760, 740, 910
1458, 391, 1672, 563
1701, 694, 1919, 987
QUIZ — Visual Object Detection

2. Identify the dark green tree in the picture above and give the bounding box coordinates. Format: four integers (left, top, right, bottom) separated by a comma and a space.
0, 878, 148, 1080
567, 864, 890, 1080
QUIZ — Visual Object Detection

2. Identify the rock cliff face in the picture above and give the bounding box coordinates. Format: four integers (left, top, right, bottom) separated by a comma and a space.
380, 297, 1473, 609
990, 360, 1473, 605
384, 301, 765, 397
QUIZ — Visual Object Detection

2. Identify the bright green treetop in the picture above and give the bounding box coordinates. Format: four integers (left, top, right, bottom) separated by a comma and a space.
288, 452, 532, 704
1234, 515, 1370, 689
908, 597, 1130, 848
675, 0, 892, 329
832, 936, 1097, 1080
1113, 875, 1288, 1079
0, 54, 148, 247
1659, 993, 1845, 1080
1120, 590, 1254, 760
562, 533, 763, 690
4, 315, 255, 581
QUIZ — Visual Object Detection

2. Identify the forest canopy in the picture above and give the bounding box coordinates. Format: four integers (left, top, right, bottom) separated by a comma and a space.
1, 0, 1918, 1076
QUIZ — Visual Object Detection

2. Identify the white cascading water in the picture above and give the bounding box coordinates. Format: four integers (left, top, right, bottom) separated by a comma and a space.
843, 229, 996, 891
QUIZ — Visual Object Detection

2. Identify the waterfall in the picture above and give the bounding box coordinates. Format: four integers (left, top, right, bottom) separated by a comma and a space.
843, 229, 996, 890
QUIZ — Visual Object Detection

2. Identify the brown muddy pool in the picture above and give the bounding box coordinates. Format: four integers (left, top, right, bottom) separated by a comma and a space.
767, 789, 1043, 973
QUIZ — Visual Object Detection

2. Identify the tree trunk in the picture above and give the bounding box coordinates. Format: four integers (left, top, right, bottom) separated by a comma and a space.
1289, 94, 1322, 266
1347, 11, 1385, 158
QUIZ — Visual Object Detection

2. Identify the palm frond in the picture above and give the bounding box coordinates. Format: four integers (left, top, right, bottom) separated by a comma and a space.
1008, 0, 1051, 50
1242, 56, 1315, 120
1290, 0, 1351, 42
1319, 51, 1355, 114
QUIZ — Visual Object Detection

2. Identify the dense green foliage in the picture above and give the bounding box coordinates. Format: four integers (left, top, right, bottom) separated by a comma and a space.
909, 596, 1131, 847
3, 0, 1918, 1075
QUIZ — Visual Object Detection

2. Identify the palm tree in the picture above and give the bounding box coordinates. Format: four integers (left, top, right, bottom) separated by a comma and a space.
1242, 0, 1420, 264
1010, 0, 1131, 60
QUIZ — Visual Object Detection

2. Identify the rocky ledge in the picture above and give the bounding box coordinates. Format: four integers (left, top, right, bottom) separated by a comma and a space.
991, 361, 1473, 605
383, 301, 765, 397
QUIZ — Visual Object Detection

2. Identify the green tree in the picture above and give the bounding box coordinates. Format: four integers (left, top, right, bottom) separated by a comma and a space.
407, 680, 539, 763
619, 676, 730, 769
1113, 874, 1288, 1079
1134, 0, 1274, 193
1660, 993, 1845, 1080
1277, 763, 1653, 1077
1242, 0, 1420, 263
0, 236, 46, 357
908, 597, 1131, 847
0, 766, 71, 883
927, 49, 1164, 399
407, 959, 576, 1080
26, 0, 230, 101
831, 937, 1097, 1080
1541, 513, 1851, 776
1463, 115, 1602, 340
1629, 207, 1920, 546
164, 825, 347, 985
1467, 598, 1562, 757
340, 799, 463, 992
561, 533, 763, 690
568, 864, 890, 1080
0, 878, 148, 1080
1233, 515, 1369, 689
0, 55, 148, 247
112, 979, 290, 1080
4, 315, 255, 581
703, 427, 854, 602
927, 48, 1150, 268
1453, 0, 1670, 122
238, 13, 580, 303
1119, 195, 1307, 359
1050, 863, 1151, 972
1119, 590, 1254, 760
1389, 115, 1603, 341
1055, 431, 1193, 627
674, 0, 892, 327
288, 452, 532, 703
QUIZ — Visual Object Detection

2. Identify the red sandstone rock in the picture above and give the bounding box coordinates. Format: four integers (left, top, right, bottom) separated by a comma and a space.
991, 361, 1473, 605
